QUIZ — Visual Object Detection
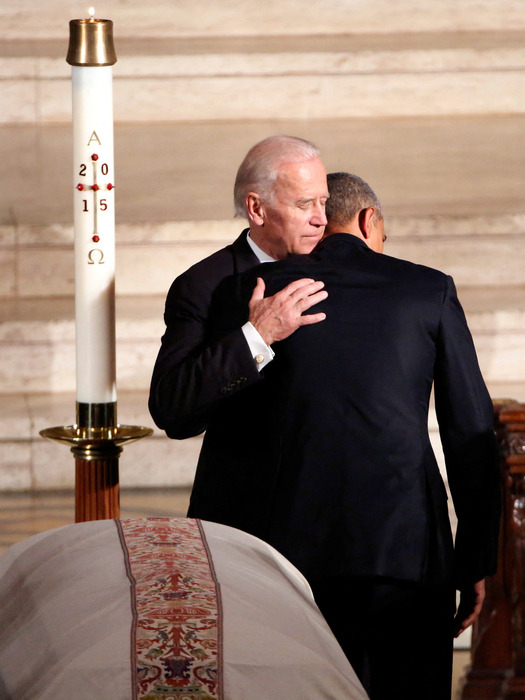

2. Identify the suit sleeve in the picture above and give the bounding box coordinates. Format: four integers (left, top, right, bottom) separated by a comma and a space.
148, 266, 262, 439
433, 276, 501, 589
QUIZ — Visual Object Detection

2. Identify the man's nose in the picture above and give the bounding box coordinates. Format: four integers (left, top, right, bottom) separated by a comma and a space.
311, 202, 327, 226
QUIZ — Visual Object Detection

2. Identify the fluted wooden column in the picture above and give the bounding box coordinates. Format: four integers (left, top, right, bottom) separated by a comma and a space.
73, 444, 122, 522
462, 399, 525, 698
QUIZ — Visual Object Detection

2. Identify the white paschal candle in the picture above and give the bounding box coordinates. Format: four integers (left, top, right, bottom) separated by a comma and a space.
68, 13, 117, 408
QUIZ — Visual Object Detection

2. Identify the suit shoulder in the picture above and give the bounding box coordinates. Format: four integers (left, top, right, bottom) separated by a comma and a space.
162, 234, 254, 323
380, 251, 450, 286
167, 232, 254, 299
173, 243, 236, 290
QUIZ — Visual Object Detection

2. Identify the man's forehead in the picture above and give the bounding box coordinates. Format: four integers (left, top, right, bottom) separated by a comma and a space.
275, 158, 327, 190
278, 155, 323, 172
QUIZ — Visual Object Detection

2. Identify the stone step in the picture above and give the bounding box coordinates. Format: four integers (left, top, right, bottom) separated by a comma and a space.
455, 287, 525, 383
0, 296, 163, 394
3, 114, 525, 227
1, 380, 523, 492
2, 214, 525, 301
2, 30, 525, 124
0, 390, 200, 491
0, 284, 524, 395
5, 2, 525, 41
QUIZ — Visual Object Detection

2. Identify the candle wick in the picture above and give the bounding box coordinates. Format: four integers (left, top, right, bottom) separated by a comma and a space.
88, 7, 95, 21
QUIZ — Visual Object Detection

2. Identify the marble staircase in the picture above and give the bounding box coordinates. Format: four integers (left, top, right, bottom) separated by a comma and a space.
1, 0, 524, 491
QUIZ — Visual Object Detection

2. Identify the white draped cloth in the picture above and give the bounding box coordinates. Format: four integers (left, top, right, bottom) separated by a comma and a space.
0, 518, 368, 699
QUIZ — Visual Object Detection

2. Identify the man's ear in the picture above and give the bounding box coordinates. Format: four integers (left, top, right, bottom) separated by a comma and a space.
358, 207, 375, 239
246, 193, 264, 226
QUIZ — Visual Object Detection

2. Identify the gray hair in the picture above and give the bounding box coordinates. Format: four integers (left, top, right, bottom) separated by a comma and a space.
233, 135, 321, 218
326, 172, 383, 227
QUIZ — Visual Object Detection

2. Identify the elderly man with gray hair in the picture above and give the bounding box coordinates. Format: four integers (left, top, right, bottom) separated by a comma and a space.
150, 134, 329, 437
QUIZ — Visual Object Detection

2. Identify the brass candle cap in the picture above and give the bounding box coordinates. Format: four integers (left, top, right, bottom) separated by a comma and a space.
67, 18, 117, 66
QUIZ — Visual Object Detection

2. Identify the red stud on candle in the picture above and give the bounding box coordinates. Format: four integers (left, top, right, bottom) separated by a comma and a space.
76, 183, 84, 191
92, 184, 100, 191
93, 235, 100, 242
107, 183, 114, 190
91, 154, 99, 161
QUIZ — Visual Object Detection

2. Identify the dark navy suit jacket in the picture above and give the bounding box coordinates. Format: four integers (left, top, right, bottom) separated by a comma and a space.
149, 229, 262, 438
185, 233, 500, 589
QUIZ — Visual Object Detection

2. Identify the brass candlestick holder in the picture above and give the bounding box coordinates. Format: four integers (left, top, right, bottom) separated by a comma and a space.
41, 403, 152, 522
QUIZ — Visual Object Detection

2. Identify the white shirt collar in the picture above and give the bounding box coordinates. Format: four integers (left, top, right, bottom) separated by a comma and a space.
247, 232, 277, 263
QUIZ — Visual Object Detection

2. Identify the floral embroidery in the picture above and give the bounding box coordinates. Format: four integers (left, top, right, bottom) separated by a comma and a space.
117, 518, 222, 699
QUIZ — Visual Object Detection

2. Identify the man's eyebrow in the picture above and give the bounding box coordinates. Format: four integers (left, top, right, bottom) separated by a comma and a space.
296, 195, 329, 204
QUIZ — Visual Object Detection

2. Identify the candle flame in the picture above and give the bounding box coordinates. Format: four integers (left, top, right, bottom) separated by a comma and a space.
88, 7, 95, 20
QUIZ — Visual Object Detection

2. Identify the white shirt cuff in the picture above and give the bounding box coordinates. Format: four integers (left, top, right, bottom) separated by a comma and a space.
242, 322, 275, 371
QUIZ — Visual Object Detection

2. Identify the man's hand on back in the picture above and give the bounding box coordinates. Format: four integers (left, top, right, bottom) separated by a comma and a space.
249, 277, 327, 346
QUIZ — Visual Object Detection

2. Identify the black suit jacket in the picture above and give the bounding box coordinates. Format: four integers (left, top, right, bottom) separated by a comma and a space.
149, 229, 262, 438
188, 234, 500, 589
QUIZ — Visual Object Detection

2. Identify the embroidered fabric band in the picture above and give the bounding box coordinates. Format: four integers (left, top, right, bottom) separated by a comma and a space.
117, 518, 222, 699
